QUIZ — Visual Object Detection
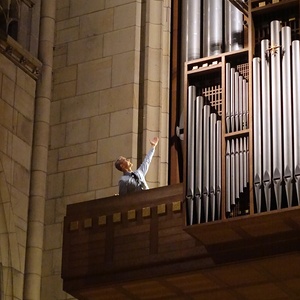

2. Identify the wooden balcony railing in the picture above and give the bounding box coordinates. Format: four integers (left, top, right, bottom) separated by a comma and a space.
62, 184, 300, 299
62, 184, 212, 298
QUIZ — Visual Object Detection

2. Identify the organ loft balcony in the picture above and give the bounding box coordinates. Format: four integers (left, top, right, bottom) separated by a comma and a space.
62, 184, 300, 299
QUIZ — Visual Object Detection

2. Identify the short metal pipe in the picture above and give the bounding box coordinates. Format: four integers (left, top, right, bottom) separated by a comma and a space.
230, 139, 236, 206
225, 0, 244, 52
186, 0, 202, 60
203, 0, 223, 57
239, 137, 244, 193
235, 138, 240, 200
243, 136, 247, 188
226, 140, 231, 213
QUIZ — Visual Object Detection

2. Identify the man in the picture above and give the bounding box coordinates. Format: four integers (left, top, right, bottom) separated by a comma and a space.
115, 137, 159, 196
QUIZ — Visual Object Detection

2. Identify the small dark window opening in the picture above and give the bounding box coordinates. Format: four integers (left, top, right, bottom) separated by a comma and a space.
8, 19, 18, 39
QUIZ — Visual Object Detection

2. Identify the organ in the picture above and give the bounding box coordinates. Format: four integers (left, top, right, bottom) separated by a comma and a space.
183, 0, 300, 225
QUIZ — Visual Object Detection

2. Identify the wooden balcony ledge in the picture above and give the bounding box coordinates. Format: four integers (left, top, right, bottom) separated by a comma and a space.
62, 184, 300, 299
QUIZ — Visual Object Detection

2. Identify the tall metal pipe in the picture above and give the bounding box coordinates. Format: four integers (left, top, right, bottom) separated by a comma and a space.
238, 75, 243, 130
216, 120, 222, 219
225, 0, 244, 52
246, 81, 249, 130
203, 0, 223, 57
226, 63, 231, 132
234, 71, 240, 131
195, 96, 204, 223
253, 57, 262, 213
210, 113, 217, 221
230, 68, 235, 132
270, 20, 282, 209
292, 40, 300, 204
261, 39, 272, 211
281, 26, 293, 207
186, 85, 196, 224
203, 105, 210, 221
242, 79, 247, 129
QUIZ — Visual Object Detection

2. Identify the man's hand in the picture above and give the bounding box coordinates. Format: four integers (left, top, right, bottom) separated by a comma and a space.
150, 137, 159, 148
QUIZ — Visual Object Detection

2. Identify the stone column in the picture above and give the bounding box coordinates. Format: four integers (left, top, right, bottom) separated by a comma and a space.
23, 0, 56, 299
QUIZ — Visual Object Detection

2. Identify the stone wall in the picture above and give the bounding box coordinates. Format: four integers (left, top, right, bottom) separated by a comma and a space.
42, 0, 171, 299
0, 54, 37, 300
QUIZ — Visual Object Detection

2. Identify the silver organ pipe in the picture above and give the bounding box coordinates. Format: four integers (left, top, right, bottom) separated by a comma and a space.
281, 26, 293, 207
234, 71, 240, 131
187, 85, 196, 225
224, 61, 249, 216
203, 105, 210, 222
243, 137, 248, 189
270, 20, 283, 209
179, 1, 202, 162
225, 0, 244, 52
195, 96, 204, 223
226, 63, 231, 133
210, 113, 217, 221
261, 39, 272, 211
182, 1, 249, 223
187, 86, 224, 223
216, 120, 222, 219
253, 20, 300, 212
230, 68, 235, 132
246, 81, 249, 130
187, 0, 202, 61
253, 57, 262, 213
242, 79, 248, 130
230, 140, 236, 207
182, 0, 245, 59
292, 40, 300, 205
226, 67, 249, 134
239, 137, 244, 193
214, 139, 249, 219
238, 75, 243, 130
235, 138, 240, 201
226, 140, 231, 213
203, 0, 223, 57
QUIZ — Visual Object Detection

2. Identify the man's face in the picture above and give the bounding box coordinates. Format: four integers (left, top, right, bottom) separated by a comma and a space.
119, 156, 133, 171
